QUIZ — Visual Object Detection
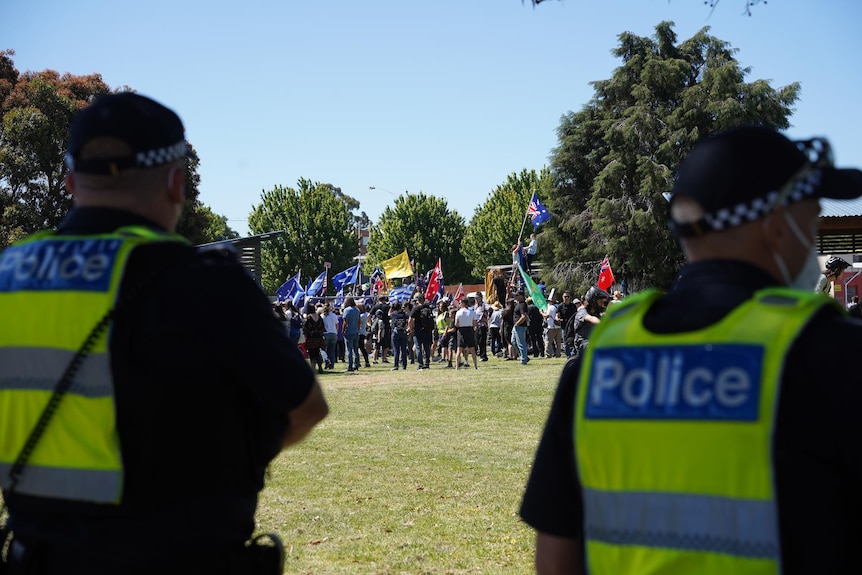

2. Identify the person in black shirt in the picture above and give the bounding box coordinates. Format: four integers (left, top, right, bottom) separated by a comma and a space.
526, 297, 545, 358
511, 290, 530, 364
520, 126, 862, 574
389, 301, 409, 370
409, 294, 434, 369
556, 291, 579, 358
371, 295, 391, 364
0, 93, 328, 574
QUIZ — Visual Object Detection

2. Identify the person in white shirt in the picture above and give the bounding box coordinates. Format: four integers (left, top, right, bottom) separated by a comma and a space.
454, 298, 479, 370
488, 302, 503, 357
542, 296, 562, 358
526, 233, 538, 273
321, 303, 338, 369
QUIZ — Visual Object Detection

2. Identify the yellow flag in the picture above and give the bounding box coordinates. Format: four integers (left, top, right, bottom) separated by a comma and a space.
380, 250, 413, 279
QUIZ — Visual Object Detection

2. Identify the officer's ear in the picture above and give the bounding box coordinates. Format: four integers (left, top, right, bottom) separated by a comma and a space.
760, 208, 787, 253
166, 164, 185, 205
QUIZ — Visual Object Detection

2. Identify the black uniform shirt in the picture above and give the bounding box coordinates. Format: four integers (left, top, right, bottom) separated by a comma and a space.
7, 207, 317, 546
520, 259, 862, 574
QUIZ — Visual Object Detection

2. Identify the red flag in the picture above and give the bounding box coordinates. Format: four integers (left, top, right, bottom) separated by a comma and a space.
597, 257, 615, 291
453, 282, 465, 303
424, 258, 443, 302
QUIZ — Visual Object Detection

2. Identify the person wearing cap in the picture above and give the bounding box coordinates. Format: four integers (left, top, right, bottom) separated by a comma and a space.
520, 125, 862, 574
0, 93, 328, 572
511, 289, 530, 364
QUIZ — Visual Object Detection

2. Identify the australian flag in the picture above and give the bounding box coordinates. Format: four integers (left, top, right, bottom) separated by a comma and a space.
528, 192, 552, 228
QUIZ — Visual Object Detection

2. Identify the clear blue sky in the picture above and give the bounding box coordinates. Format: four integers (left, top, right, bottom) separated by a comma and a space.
3, 0, 860, 237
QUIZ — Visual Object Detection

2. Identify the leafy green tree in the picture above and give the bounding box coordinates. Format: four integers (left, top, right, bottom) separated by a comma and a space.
247, 178, 358, 295
462, 168, 553, 279
0, 51, 229, 248
193, 203, 240, 243
366, 192, 471, 283
543, 22, 798, 295
0, 52, 110, 247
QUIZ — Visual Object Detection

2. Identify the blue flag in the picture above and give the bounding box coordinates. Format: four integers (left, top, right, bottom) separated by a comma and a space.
332, 264, 359, 293
306, 270, 327, 298
276, 272, 301, 303
388, 283, 415, 303
528, 192, 552, 228
292, 286, 305, 308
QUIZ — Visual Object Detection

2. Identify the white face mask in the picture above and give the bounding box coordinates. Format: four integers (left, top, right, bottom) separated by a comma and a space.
770, 211, 821, 290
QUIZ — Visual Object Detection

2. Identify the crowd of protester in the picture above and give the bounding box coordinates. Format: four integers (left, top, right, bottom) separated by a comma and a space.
273, 282, 615, 374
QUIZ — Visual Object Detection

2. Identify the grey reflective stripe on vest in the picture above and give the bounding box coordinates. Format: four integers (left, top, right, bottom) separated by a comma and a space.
0, 461, 121, 503
0, 348, 112, 397
583, 488, 780, 559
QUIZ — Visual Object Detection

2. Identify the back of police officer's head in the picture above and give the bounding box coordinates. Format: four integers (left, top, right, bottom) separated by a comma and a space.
64, 93, 192, 232
668, 125, 862, 287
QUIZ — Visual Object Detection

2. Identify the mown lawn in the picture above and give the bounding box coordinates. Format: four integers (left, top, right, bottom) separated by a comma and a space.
256, 355, 568, 574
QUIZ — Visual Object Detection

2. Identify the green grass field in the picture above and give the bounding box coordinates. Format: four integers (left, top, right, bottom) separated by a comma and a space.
255, 354, 567, 574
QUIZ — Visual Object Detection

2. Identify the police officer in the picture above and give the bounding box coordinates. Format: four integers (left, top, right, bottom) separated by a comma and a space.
0, 93, 329, 574
520, 126, 862, 574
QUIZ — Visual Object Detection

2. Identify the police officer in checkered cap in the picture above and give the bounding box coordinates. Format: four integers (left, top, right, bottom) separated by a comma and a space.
521, 125, 862, 574
0, 93, 328, 572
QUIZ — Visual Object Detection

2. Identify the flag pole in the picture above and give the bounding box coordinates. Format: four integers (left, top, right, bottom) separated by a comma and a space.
518, 202, 530, 244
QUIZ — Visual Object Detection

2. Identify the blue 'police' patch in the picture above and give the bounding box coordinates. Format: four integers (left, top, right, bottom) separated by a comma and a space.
0, 238, 122, 293
584, 344, 763, 421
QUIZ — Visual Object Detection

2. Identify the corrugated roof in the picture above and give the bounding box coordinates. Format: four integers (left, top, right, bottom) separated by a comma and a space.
821, 197, 862, 218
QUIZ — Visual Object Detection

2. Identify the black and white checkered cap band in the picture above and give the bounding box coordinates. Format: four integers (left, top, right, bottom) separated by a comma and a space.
703, 169, 822, 231
134, 140, 189, 168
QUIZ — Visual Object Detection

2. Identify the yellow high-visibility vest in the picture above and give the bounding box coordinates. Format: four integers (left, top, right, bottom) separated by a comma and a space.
575, 288, 839, 574
0, 226, 187, 503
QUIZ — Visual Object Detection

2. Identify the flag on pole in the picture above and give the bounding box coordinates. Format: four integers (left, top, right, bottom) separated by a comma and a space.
292, 286, 305, 307
332, 263, 360, 293
597, 257, 615, 291
380, 249, 413, 279
518, 264, 548, 311
528, 192, 552, 228
275, 271, 301, 303
424, 258, 443, 302
453, 282, 465, 303
306, 270, 328, 298
388, 283, 415, 303
369, 266, 385, 295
